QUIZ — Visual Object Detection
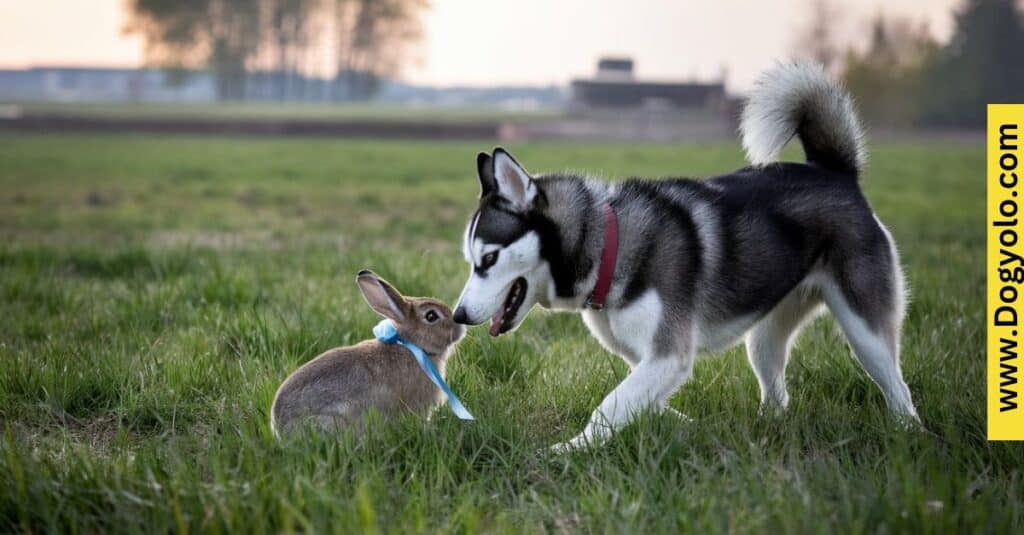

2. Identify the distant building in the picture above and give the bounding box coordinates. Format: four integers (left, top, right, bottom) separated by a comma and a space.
0, 66, 567, 108
593, 58, 635, 82
570, 57, 726, 111
0, 67, 216, 102
0, 65, 262, 102
524, 57, 739, 141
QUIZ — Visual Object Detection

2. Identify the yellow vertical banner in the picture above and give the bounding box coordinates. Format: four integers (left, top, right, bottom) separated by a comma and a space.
988, 104, 1024, 440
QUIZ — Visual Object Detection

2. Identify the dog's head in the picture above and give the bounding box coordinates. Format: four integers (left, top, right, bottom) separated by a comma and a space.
454, 148, 550, 336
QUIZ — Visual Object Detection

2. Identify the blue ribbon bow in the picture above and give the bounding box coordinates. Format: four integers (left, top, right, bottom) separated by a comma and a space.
373, 319, 475, 421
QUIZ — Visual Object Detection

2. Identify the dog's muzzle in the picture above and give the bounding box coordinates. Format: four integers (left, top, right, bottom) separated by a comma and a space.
453, 306, 472, 325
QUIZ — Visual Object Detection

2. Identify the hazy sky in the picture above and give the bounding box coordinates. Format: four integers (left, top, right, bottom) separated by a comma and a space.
0, 0, 962, 91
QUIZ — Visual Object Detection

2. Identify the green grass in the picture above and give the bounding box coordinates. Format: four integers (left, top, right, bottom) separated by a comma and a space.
0, 133, 1016, 533
2, 101, 561, 124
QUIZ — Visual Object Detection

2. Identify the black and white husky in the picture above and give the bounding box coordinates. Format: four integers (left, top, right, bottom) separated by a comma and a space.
453, 63, 919, 452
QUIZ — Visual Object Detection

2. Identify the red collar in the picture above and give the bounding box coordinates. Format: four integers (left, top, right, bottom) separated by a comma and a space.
586, 203, 619, 310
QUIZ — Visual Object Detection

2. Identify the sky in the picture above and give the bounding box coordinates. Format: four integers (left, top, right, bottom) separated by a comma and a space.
0, 0, 963, 91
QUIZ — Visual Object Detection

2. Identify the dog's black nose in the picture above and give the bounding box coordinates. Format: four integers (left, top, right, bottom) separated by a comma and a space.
453, 306, 470, 325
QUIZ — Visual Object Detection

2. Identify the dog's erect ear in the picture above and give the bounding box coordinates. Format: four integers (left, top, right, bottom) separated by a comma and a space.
356, 269, 407, 322
477, 152, 495, 197
492, 147, 537, 211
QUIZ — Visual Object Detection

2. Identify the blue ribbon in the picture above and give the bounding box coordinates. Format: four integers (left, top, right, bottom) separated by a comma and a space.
373, 319, 475, 421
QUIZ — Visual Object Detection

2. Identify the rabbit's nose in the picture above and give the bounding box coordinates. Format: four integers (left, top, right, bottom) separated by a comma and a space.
453, 306, 470, 325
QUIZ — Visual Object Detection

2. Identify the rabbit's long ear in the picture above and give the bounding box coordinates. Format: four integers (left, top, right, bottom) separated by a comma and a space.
356, 270, 407, 322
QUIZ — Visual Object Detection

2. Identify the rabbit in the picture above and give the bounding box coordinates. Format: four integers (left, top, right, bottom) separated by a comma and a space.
271, 269, 466, 438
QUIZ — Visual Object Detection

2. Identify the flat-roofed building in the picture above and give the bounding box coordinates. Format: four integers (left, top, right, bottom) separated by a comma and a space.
571, 57, 726, 111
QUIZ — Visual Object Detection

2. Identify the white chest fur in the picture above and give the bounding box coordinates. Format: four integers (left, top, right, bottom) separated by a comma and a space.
581, 289, 664, 365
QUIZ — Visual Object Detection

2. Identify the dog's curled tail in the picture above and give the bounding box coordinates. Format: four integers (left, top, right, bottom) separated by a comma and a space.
740, 62, 866, 174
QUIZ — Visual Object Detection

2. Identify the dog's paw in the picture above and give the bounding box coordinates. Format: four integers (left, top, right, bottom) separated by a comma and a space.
664, 407, 695, 423
757, 399, 789, 418
548, 442, 576, 455
548, 434, 591, 454
893, 411, 924, 432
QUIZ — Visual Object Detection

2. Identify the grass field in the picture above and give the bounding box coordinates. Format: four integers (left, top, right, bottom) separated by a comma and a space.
0, 132, 1016, 533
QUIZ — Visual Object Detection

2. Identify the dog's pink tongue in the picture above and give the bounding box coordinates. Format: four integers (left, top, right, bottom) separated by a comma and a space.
489, 307, 504, 337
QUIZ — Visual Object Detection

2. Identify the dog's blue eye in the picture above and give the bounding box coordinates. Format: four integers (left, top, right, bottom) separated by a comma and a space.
481, 251, 499, 269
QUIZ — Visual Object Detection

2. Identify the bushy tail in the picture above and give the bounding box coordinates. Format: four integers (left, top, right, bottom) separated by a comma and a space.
740, 62, 866, 174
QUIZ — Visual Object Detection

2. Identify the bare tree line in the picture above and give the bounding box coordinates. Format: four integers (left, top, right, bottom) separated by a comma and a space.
795, 0, 1024, 128
126, 0, 428, 101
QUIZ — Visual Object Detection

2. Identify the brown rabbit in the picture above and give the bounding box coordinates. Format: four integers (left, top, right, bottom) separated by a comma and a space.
270, 270, 466, 437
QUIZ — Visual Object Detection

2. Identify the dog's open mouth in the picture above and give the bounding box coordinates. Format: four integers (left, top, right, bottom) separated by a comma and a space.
489, 277, 527, 337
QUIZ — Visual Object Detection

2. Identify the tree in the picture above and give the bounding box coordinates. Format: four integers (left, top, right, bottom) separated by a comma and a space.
838, 0, 1024, 129
126, 0, 262, 100
794, 0, 844, 73
842, 16, 938, 127
127, 0, 428, 102
920, 0, 1024, 127
260, 0, 325, 100
333, 0, 428, 100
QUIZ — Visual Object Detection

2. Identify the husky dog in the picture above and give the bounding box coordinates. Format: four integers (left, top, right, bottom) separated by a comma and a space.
453, 63, 919, 452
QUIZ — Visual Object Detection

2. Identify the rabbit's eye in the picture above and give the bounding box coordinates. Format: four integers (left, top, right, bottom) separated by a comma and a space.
424, 310, 439, 323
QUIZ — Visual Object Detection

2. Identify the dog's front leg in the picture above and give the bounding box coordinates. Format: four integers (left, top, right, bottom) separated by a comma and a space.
550, 354, 693, 453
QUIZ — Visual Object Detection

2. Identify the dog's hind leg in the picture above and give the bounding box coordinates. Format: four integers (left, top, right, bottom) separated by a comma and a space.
821, 220, 919, 420
745, 282, 823, 412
